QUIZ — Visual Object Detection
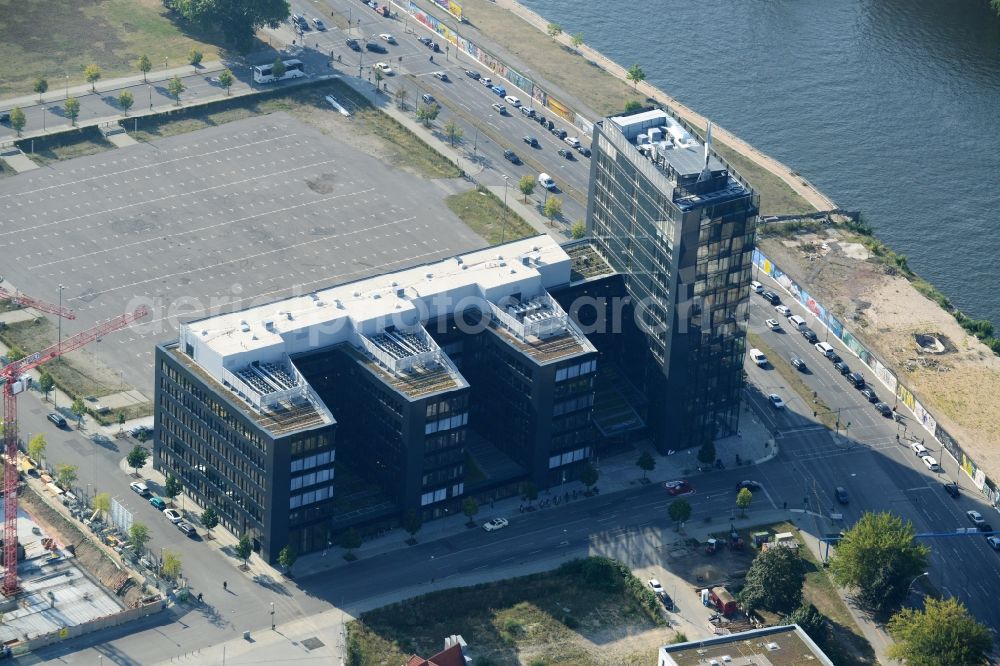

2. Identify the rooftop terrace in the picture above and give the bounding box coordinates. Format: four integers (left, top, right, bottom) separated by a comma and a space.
659, 625, 833, 666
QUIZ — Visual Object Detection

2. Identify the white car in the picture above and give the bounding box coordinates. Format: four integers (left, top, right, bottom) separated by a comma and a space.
768, 394, 786, 409
433, 71, 449, 81
504, 95, 521, 107
129, 481, 149, 497
312, 18, 327, 30
911, 442, 929, 457
564, 136, 581, 148
480, 76, 493, 87
921, 455, 941, 472
163, 508, 183, 524
378, 33, 396, 43
482, 517, 509, 532
374, 62, 394, 75
774, 305, 792, 317
987, 536, 1000, 551
751, 280, 763, 293
538, 173, 556, 191
765, 318, 781, 330
648, 579, 665, 595
967, 510, 986, 526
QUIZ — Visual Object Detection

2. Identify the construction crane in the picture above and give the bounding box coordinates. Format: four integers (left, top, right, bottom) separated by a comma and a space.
1, 305, 149, 596
0, 286, 76, 320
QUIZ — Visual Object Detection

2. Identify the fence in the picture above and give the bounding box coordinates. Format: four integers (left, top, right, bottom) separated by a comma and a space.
753, 248, 999, 507
17, 600, 165, 654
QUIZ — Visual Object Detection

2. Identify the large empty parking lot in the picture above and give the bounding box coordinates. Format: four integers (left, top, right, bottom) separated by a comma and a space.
0, 113, 486, 394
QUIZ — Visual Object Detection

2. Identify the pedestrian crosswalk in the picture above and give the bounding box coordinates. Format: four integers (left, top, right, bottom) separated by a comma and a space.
786, 435, 900, 462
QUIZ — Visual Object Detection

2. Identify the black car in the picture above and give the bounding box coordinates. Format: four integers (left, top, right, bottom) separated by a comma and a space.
979, 522, 994, 534
762, 291, 780, 305
557, 148, 574, 160
828, 353, 842, 364
0, 112, 9, 125
346, 38, 361, 52
46, 412, 68, 428
545, 120, 555, 130
943, 482, 960, 498
522, 135, 539, 147
834, 360, 851, 375
659, 592, 675, 611
847, 371, 866, 388
791, 357, 807, 372
801, 328, 818, 343
835, 487, 849, 504
736, 480, 762, 492
432, 42, 442, 52
860, 387, 879, 403
464, 69, 480, 79
536, 113, 547, 125
419, 36, 434, 47
503, 150, 521, 165
365, 42, 387, 53
577, 146, 592, 158
874, 402, 893, 417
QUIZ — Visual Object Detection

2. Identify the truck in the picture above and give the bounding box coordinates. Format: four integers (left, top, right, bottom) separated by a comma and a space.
748, 348, 767, 367
709, 587, 738, 616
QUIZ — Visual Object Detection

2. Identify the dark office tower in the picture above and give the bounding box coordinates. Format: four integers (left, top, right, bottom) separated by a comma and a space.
586, 109, 758, 450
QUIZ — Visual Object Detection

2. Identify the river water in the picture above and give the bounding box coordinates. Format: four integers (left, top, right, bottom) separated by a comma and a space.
524, 0, 1000, 324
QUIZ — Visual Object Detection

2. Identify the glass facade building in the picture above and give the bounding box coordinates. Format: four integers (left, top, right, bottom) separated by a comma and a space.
586, 109, 758, 450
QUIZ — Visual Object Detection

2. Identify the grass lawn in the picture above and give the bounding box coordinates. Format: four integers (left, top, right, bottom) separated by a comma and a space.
747, 330, 837, 430
413, 0, 815, 216
0, 320, 111, 398
24, 127, 115, 167
0, 0, 224, 97
446, 188, 536, 245
347, 557, 665, 666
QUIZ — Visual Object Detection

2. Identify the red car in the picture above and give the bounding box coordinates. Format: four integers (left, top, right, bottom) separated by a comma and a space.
663, 480, 694, 496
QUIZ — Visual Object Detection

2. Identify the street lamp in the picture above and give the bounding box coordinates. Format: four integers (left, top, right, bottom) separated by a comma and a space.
65, 74, 69, 99
270, 601, 275, 630
148, 84, 153, 110
501, 175, 509, 244
54, 284, 64, 410
907, 571, 929, 596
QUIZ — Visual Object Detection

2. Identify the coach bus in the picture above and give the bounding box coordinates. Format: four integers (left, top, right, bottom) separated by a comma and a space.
252, 59, 305, 84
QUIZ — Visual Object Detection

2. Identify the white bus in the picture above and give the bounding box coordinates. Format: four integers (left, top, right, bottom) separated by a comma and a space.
252, 59, 305, 84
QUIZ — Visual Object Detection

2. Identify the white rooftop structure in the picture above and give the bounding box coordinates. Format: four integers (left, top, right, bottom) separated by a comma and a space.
178, 236, 590, 412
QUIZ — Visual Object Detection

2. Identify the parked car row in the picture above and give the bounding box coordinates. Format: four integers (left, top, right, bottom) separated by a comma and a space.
130, 480, 197, 537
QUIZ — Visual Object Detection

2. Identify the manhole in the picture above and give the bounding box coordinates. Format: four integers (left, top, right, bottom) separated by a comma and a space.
301, 637, 325, 651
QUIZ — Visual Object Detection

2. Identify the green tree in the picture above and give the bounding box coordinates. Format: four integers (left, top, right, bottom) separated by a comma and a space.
668, 498, 691, 528
235, 534, 253, 568
570, 32, 584, 50
167, 75, 185, 105
523, 481, 539, 502
636, 450, 655, 479
403, 509, 423, 540
117, 90, 134, 116
339, 527, 362, 552
136, 427, 150, 444
38, 371, 55, 402
8, 107, 25, 137
461, 498, 479, 526
138, 54, 152, 82
93, 492, 111, 519
200, 506, 219, 539
829, 511, 930, 612
394, 85, 408, 110
546, 22, 562, 37
626, 63, 646, 89
786, 604, 829, 650
887, 597, 992, 666
71, 397, 86, 426
218, 68, 234, 95
443, 119, 463, 147
164, 473, 182, 505
416, 103, 439, 127
33, 77, 48, 102
84, 63, 102, 92
993, 0, 1000, 18
278, 544, 298, 573
738, 546, 804, 614
543, 196, 563, 225
579, 462, 599, 491
5, 346, 25, 362
27, 433, 46, 465
55, 464, 78, 490
518, 174, 535, 202
116, 411, 126, 434
624, 100, 643, 113
188, 49, 203, 67
162, 550, 183, 580
64, 97, 81, 126
736, 487, 753, 517
697, 439, 715, 466
570, 220, 586, 239
271, 58, 286, 80
126, 444, 149, 476
172, 0, 290, 47
128, 522, 150, 552
373, 67, 383, 89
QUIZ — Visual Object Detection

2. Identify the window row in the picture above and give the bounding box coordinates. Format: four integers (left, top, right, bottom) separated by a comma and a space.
289, 484, 334, 509
424, 411, 468, 435
553, 393, 594, 417
548, 446, 591, 469
290, 466, 334, 491
291, 449, 334, 472
555, 358, 597, 383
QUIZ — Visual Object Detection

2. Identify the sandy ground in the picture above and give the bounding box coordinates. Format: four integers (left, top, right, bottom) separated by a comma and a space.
759, 227, 1000, 480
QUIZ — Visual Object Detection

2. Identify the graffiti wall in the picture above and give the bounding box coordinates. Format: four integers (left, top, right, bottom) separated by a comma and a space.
753, 248, 998, 505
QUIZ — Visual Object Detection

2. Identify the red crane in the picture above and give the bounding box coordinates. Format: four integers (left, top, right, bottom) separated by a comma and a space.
0, 287, 76, 320
1, 305, 149, 596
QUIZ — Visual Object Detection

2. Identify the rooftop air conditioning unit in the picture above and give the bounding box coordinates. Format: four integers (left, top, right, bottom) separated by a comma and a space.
426, 273, 433, 280
240, 323, 251, 332
456, 257, 463, 264
353, 290, 361, 297
396, 288, 405, 298
496, 254, 503, 260
286, 312, 293, 320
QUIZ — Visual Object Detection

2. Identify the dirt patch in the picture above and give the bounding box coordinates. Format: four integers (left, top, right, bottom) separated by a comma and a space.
759, 227, 1000, 481
19, 486, 146, 607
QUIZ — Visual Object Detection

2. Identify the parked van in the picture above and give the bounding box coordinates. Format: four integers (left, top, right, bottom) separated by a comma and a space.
814, 341, 835, 357
788, 314, 806, 330
538, 173, 556, 191
750, 280, 763, 293
748, 348, 768, 367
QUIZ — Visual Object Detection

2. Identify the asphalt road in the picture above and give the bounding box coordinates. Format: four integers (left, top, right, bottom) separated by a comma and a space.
745, 272, 1000, 632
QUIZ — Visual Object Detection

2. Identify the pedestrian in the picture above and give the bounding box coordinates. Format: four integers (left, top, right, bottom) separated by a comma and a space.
223, 581, 227, 591
197, 592, 203, 602
783, 500, 787, 510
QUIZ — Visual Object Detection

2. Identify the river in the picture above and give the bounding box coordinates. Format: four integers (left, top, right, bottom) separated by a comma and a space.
523, 0, 1000, 324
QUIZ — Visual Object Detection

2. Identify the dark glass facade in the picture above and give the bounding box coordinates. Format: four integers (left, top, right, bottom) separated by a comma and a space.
586, 111, 758, 450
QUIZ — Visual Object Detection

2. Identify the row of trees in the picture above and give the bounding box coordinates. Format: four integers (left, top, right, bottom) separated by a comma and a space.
544, 21, 645, 89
